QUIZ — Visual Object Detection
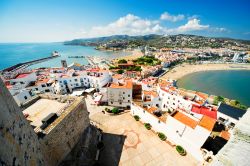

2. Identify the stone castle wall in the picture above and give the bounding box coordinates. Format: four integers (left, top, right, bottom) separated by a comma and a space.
0, 78, 47, 166
41, 97, 90, 165
0, 77, 91, 166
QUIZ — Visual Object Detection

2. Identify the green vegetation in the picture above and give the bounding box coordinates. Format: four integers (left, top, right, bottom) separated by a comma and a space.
111, 108, 120, 114
109, 66, 119, 70
117, 69, 124, 74
213, 96, 247, 110
213, 96, 225, 105
158, 132, 167, 141
127, 66, 142, 71
133, 56, 161, 66
118, 59, 127, 64
65, 34, 250, 49
104, 108, 112, 113
144, 123, 151, 130
230, 100, 248, 110
176, 145, 186, 156
133, 115, 140, 121
109, 64, 142, 72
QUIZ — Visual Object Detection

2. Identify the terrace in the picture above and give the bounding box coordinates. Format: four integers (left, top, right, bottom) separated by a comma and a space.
22, 94, 78, 134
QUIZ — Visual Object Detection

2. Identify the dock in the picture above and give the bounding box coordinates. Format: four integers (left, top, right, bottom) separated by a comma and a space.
1, 52, 60, 73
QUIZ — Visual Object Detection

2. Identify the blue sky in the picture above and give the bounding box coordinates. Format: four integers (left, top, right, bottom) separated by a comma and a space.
0, 0, 250, 42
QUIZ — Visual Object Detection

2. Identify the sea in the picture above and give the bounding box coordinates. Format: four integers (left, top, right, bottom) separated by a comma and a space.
0, 42, 130, 70
177, 70, 250, 107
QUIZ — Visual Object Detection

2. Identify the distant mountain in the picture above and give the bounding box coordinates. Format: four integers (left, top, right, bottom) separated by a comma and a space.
64, 34, 250, 49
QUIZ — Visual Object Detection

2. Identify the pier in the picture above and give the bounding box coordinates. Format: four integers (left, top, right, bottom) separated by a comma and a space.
1, 52, 60, 73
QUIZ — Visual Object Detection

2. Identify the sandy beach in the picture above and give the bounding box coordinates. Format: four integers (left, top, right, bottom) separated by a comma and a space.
161, 63, 250, 80
112, 49, 143, 63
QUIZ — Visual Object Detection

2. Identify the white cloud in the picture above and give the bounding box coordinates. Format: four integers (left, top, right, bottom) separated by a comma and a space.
79, 14, 226, 38
160, 12, 185, 22
85, 14, 166, 37
176, 19, 209, 32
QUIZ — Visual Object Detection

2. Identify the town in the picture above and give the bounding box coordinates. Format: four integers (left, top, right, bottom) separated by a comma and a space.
1, 45, 249, 165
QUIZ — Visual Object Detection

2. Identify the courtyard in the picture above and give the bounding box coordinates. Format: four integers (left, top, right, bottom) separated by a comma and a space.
90, 112, 199, 166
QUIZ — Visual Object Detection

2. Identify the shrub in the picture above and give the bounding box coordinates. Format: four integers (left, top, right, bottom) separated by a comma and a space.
118, 59, 127, 64
176, 145, 186, 156
134, 115, 140, 121
158, 132, 166, 141
117, 69, 124, 74
111, 108, 120, 114
144, 123, 151, 130
105, 108, 112, 113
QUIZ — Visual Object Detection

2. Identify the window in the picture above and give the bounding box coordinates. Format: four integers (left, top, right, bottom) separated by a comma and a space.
123, 92, 125, 94
45, 89, 50, 92
123, 97, 125, 99
76, 83, 79, 86
156, 104, 159, 107
60, 81, 62, 83
163, 104, 166, 108
158, 120, 160, 123
35, 88, 38, 91
24, 96, 27, 100
143, 110, 145, 113
111, 102, 113, 104
41, 84, 46, 87
119, 102, 122, 105
74, 79, 77, 82
128, 95, 130, 97
128, 100, 130, 102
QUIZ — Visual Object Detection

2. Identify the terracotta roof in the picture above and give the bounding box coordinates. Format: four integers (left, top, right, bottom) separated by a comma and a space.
220, 130, 231, 140
195, 92, 209, 100
143, 90, 158, 97
172, 111, 198, 129
35, 78, 50, 86
15, 73, 31, 79
146, 106, 158, 113
198, 115, 216, 131
110, 81, 133, 89
112, 74, 123, 79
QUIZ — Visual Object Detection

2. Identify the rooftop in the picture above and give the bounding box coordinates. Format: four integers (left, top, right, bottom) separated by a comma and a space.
198, 115, 216, 131
109, 80, 133, 89
218, 103, 246, 120
23, 98, 67, 128
15, 73, 31, 79
172, 111, 198, 129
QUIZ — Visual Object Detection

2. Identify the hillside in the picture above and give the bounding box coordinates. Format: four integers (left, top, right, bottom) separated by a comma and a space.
64, 34, 250, 49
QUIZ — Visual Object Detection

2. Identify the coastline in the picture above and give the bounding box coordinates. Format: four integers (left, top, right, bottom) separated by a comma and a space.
161, 63, 250, 80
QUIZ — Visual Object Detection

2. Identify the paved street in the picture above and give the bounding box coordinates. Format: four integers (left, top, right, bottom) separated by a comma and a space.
90, 112, 199, 166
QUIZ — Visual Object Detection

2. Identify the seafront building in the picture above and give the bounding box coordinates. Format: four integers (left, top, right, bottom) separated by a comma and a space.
0, 57, 248, 164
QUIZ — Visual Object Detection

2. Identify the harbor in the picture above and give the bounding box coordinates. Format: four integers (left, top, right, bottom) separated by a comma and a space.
1, 51, 60, 73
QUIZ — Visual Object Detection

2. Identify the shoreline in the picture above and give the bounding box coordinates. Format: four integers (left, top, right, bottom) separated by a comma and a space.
161, 63, 250, 80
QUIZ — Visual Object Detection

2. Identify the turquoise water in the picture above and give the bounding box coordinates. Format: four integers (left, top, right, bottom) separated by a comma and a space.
0, 43, 130, 70
177, 70, 250, 107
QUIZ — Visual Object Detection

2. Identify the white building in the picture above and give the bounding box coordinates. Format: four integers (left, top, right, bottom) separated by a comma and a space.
108, 80, 133, 108
131, 102, 216, 161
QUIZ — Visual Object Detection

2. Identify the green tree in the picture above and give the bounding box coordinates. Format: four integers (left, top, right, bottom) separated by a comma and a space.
118, 59, 127, 64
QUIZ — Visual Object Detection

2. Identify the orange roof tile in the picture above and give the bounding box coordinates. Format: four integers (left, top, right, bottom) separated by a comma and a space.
110, 81, 132, 89
173, 112, 198, 129
35, 78, 50, 86
198, 115, 216, 131
220, 130, 231, 140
